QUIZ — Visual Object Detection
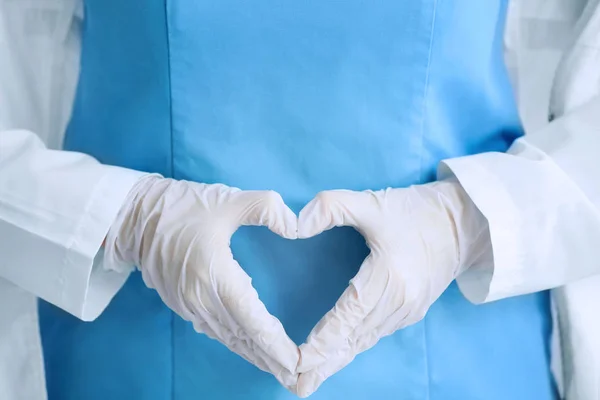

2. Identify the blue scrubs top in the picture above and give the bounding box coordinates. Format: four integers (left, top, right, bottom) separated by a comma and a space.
39, 1, 556, 399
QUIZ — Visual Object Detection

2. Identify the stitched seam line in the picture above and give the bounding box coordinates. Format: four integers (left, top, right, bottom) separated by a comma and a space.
419, 2, 439, 399
417, 0, 438, 185
170, 313, 175, 400
165, 1, 175, 180
163, 1, 176, 399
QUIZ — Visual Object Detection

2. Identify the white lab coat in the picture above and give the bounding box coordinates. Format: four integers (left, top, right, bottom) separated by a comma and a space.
0, 0, 599, 399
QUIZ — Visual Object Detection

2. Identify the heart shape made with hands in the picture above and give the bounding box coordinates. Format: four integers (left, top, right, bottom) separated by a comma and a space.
112, 178, 461, 397
231, 186, 461, 398
230, 201, 368, 397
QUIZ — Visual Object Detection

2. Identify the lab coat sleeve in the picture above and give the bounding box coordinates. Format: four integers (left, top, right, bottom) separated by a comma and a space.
0, 130, 147, 320
439, 96, 600, 303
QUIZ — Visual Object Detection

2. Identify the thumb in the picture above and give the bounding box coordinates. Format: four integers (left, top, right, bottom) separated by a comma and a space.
298, 190, 367, 239
296, 349, 355, 398
235, 190, 298, 239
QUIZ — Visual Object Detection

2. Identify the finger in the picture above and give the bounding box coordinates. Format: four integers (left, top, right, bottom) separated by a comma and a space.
178, 262, 299, 391
234, 190, 298, 239
297, 324, 386, 398
296, 349, 356, 398
193, 319, 299, 391
353, 277, 428, 340
248, 340, 299, 391
296, 306, 414, 398
297, 190, 370, 239
297, 323, 387, 398
218, 258, 300, 373
350, 265, 410, 339
171, 244, 299, 385
297, 255, 388, 373
231, 335, 299, 390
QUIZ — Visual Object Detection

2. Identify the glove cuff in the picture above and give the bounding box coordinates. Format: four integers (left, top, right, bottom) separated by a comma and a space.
103, 174, 163, 272
433, 179, 493, 277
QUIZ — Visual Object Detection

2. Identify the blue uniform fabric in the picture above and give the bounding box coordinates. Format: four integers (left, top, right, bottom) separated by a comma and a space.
39, 0, 557, 399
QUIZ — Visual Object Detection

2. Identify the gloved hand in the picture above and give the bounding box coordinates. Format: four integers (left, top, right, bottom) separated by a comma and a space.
103, 176, 300, 390
294, 179, 491, 397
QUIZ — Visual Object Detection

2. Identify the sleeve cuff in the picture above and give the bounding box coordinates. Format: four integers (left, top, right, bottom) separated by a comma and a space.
439, 155, 518, 303
0, 166, 147, 321
59, 166, 148, 320
439, 140, 600, 304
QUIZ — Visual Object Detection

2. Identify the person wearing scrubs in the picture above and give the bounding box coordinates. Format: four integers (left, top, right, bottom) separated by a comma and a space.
1, 0, 600, 399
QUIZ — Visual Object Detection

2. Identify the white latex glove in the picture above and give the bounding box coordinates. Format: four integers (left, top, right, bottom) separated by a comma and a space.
103, 176, 300, 390
294, 179, 491, 397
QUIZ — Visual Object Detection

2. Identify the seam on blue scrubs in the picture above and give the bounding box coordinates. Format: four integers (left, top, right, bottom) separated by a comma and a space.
171, 316, 176, 400
418, 2, 438, 398
417, 0, 438, 187
423, 318, 432, 400
163, 1, 176, 399
165, 0, 175, 180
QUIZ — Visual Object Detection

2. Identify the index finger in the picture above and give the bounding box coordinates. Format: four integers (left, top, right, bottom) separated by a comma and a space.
218, 257, 300, 373
297, 254, 388, 373
233, 190, 298, 239
298, 190, 373, 239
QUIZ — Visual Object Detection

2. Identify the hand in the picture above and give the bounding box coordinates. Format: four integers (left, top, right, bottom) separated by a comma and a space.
294, 180, 489, 397
104, 176, 300, 390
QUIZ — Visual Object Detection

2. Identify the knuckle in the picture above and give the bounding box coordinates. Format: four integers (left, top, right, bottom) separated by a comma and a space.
400, 296, 428, 324
262, 190, 283, 205
386, 265, 403, 282
314, 191, 336, 205
411, 305, 428, 323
